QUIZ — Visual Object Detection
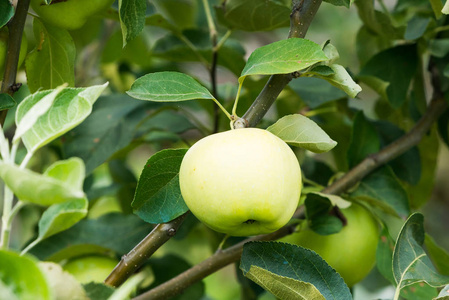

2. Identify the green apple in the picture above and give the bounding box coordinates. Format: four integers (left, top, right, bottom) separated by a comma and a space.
31, 0, 115, 30
281, 203, 379, 287
0, 27, 27, 76
179, 128, 302, 237
63, 255, 118, 284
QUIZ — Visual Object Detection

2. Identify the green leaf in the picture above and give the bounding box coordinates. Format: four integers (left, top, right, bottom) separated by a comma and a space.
25, 19, 75, 93
0, 93, 16, 111
44, 157, 85, 191
13, 85, 65, 144
83, 282, 115, 300
376, 227, 396, 284
304, 193, 343, 235
310, 64, 361, 98
429, 39, 449, 58
16, 83, 108, 153
289, 77, 346, 109
437, 285, 449, 298
347, 111, 380, 168
245, 265, 325, 300
30, 213, 153, 260
359, 45, 418, 108
0, 0, 14, 28
132, 149, 188, 224
240, 242, 352, 300
39, 262, 88, 300
240, 39, 328, 83
393, 214, 449, 294
152, 0, 197, 30
218, 0, 290, 31
425, 234, 449, 276
350, 166, 410, 217
404, 16, 431, 40
118, 0, 146, 46
127, 72, 214, 102
38, 197, 88, 240
266, 114, 337, 153
0, 161, 85, 206
401, 282, 438, 300
310, 192, 352, 209
62, 95, 194, 174
0, 250, 51, 300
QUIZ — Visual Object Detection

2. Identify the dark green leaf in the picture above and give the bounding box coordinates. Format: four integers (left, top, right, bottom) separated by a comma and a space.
393, 214, 449, 292
25, 19, 75, 93
350, 166, 410, 217
152, 0, 197, 29
240, 242, 352, 300
429, 39, 449, 58
0, 0, 14, 28
218, 0, 290, 31
376, 227, 396, 284
132, 149, 188, 224
404, 16, 431, 40
0, 250, 51, 300
375, 121, 421, 185
118, 0, 146, 46
83, 282, 115, 300
305, 65, 335, 77
359, 45, 418, 108
0, 93, 16, 111
127, 72, 214, 102
266, 114, 337, 153
240, 39, 328, 82
29, 213, 153, 260
304, 193, 343, 235
148, 254, 204, 300
289, 77, 346, 108
347, 111, 380, 168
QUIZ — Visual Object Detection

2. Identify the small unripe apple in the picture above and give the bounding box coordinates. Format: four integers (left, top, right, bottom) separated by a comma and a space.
179, 128, 302, 237
63, 255, 118, 284
281, 203, 379, 287
31, 0, 114, 30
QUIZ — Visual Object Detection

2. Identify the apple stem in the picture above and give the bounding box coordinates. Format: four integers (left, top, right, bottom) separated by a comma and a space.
216, 234, 230, 253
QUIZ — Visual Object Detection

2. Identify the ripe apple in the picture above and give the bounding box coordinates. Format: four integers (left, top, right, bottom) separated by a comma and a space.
179, 128, 302, 237
281, 203, 379, 287
31, 0, 115, 30
0, 27, 27, 77
63, 255, 118, 284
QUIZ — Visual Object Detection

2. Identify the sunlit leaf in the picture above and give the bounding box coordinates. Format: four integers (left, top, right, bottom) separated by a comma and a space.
127, 72, 214, 102
267, 114, 337, 153
240, 39, 328, 83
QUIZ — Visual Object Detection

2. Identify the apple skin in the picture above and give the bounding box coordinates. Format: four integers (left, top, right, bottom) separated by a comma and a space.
0, 27, 27, 76
31, 0, 114, 30
179, 128, 302, 237
281, 203, 379, 287
63, 255, 118, 284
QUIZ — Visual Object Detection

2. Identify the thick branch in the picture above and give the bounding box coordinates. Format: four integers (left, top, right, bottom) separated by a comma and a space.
133, 96, 447, 300
235, 0, 323, 128
104, 212, 189, 287
0, 0, 31, 126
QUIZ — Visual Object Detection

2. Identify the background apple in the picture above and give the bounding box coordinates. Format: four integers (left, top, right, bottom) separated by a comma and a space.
31, 0, 115, 30
63, 255, 119, 284
179, 128, 302, 237
280, 203, 379, 287
0, 27, 27, 77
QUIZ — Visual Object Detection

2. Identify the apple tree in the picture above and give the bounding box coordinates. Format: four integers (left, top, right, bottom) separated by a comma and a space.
1, 0, 449, 299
